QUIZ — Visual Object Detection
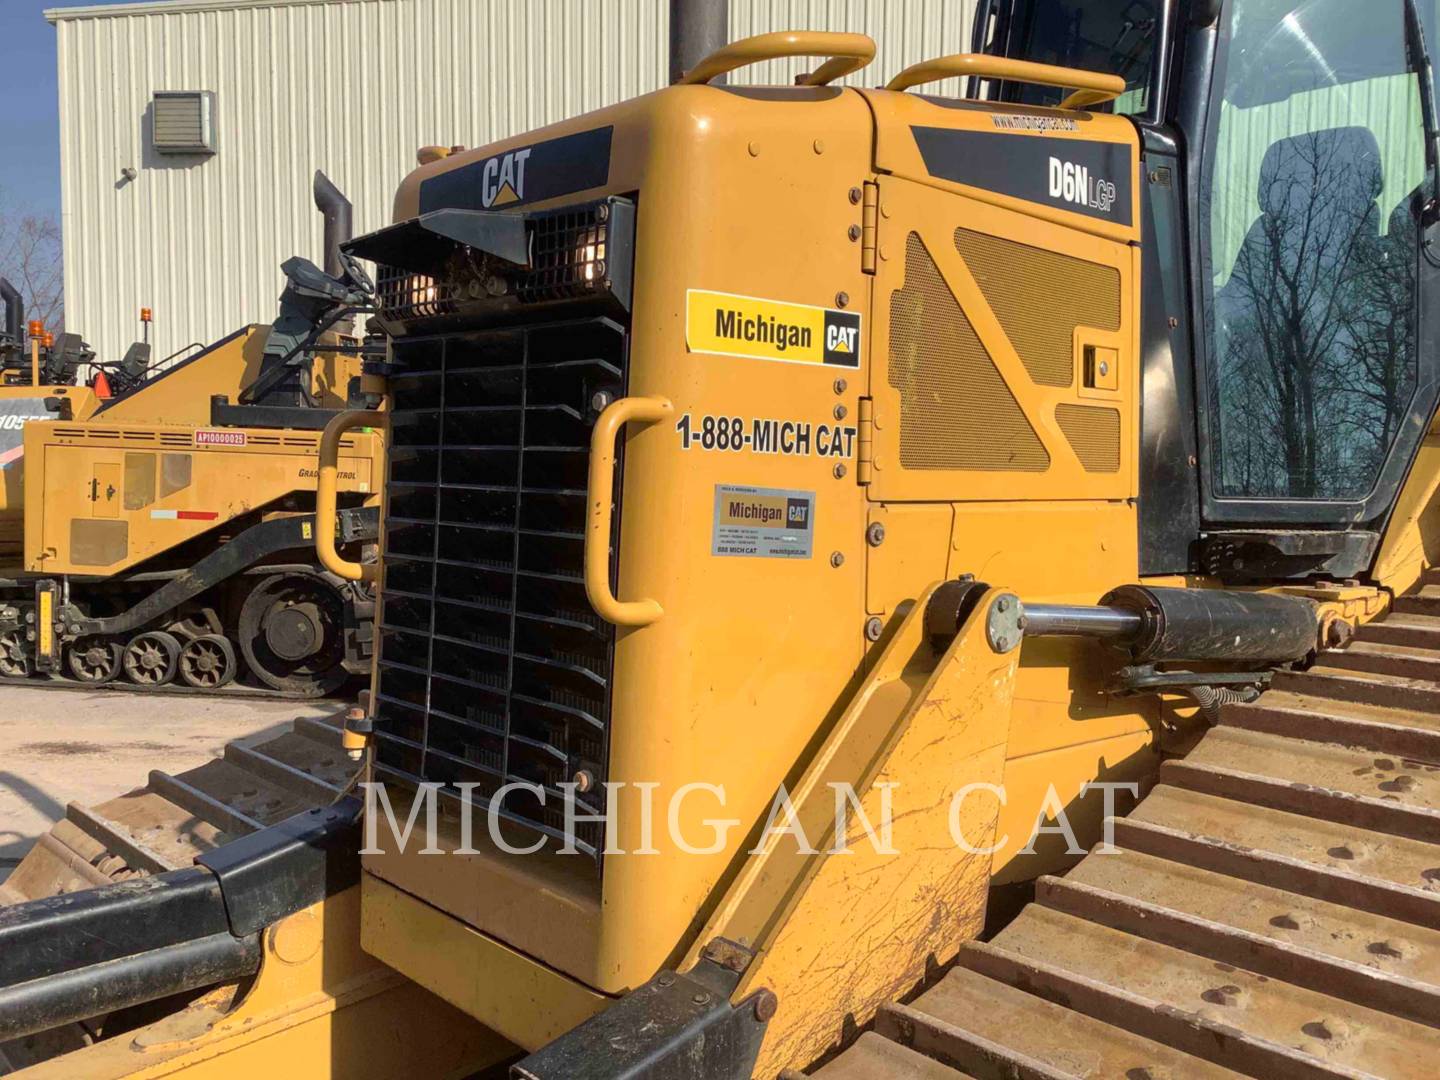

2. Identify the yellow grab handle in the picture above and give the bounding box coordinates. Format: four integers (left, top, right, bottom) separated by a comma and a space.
585, 396, 673, 627
885, 54, 1125, 108
317, 409, 385, 583
679, 31, 876, 87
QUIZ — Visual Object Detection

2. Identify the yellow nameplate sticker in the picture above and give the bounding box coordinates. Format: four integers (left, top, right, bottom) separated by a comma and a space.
686, 290, 861, 369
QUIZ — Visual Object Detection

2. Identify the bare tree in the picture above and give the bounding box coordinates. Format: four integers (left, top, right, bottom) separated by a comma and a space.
1332, 204, 1417, 463
1212, 129, 1413, 500
0, 189, 64, 334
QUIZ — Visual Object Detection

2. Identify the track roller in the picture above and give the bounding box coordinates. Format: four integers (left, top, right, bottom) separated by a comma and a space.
0, 629, 32, 678
122, 630, 181, 686
66, 637, 124, 684
178, 633, 238, 689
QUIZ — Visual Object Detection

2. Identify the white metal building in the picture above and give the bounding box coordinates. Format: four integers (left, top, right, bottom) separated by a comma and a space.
47, 0, 977, 365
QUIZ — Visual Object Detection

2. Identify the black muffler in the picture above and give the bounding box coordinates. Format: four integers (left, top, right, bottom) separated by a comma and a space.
669, 0, 729, 84
313, 170, 353, 279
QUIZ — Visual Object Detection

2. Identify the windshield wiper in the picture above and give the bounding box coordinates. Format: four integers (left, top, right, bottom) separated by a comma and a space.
1404, 0, 1440, 224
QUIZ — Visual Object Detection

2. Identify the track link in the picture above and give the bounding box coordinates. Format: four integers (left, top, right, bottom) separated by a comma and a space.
803, 586, 1440, 1079
0, 671, 348, 700
0, 712, 360, 907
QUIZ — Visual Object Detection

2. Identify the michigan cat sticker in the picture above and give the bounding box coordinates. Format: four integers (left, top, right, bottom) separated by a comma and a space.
712, 485, 815, 559
686, 290, 861, 369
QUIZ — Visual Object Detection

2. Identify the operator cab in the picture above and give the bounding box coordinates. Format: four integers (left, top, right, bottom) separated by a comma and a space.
983, 0, 1440, 583
974, 0, 1166, 116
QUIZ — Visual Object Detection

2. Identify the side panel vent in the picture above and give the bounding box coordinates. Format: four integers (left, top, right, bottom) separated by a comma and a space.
1056, 404, 1121, 472
953, 228, 1120, 388
888, 233, 1049, 472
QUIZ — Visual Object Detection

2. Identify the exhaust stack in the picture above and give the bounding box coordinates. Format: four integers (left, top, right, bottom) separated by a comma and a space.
312, 171, 353, 279
669, 0, 728, 84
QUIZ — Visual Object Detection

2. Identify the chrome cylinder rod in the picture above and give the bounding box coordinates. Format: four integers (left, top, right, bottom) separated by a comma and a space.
1019, 603, 1143, 641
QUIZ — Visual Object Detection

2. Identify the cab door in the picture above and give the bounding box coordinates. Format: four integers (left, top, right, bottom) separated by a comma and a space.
1192, 0, 1439, 537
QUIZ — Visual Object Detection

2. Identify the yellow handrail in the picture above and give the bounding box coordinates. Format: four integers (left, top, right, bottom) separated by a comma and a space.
679, 31, 876, 87
585, 396, 672, 627
316, 409, 385, 583
885, 54, 1125, 109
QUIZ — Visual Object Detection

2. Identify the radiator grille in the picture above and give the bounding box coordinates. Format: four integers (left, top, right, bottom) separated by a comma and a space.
373, 317, 626, 863
953, 228, 1121, 388
888, 232, 1049, 472
1055, 403, 1121, 472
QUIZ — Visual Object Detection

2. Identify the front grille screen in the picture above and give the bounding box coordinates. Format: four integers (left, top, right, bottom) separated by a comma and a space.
521, 205, 614, 304
373, 200, 626, 323
374, 317, 626, 862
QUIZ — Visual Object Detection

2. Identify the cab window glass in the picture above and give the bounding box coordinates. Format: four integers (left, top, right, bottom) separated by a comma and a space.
999, 0, 1161, 116
1202, 0, 1427, 501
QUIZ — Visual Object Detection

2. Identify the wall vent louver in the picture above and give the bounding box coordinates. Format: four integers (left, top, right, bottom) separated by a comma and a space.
152, 91, 216, 155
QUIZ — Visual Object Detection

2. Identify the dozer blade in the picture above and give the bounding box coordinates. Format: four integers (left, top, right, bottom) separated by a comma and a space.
0, 711, 505, 1079
0, 710, 360, 1070
0, 711, 358, 908
806, 586, 1440, 1079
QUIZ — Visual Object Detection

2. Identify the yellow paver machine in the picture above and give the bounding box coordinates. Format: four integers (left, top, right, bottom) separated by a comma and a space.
0, 175, 383, 696
7, 1, 1440, 1076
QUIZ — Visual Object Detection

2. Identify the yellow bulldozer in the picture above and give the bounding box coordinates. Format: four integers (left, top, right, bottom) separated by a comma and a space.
5, 0, 1440, 1076
0, 174, 383, 695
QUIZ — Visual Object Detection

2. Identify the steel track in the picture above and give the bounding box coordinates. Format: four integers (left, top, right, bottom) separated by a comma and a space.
797, 578, 1440, 1078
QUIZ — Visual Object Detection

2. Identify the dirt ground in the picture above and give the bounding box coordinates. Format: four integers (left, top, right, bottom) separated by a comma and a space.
0, 685, 335, 884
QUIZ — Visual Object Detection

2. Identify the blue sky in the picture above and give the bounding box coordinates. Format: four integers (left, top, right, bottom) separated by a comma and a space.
0, 1, 149, 220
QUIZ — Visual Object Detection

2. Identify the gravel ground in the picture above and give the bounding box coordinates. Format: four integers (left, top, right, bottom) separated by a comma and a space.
0, 685, 335, 884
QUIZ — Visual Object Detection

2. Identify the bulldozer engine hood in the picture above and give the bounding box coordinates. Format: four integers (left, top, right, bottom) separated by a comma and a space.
355, 79, 1142, 1020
